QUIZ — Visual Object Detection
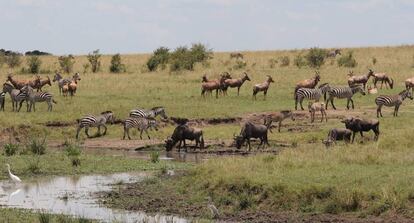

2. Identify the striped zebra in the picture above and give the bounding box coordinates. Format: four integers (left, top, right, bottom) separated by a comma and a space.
0, 92, 5, 111
123, 117, 159, 140
21, 85, 57, 112
325, 85, 366, 110
129, 106, 168, 119
375, 90, 413, 117
3, 82, 28, 112
76, 111, 115, 139
295, 83, 330, 110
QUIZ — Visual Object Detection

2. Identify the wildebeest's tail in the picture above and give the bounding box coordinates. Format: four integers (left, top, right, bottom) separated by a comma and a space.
200, 132, 205, 149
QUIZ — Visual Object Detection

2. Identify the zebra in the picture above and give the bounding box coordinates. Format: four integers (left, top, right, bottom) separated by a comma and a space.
375, 90, 413, 117
129, 106, 168, 119
0, 92, 5, 111
21, 85, 57, 112
294, 83, 330, 110
3, 82, 28, 112
76, 111, 115, 139
122, 117, 159, 140
325, 85, 366, 110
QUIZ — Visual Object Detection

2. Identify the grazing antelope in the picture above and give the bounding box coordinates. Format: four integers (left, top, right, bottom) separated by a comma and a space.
347, 69, 374, 90
7, 74, 40, 90
34, 76, 52, 92
253, 75, 274, 100
325, 85, 366, 110
295, 83, 330, 110
62, 83, 69, 97
264, 110, 295, 132
53, 72, 81, 95
308, 101, 327, 123
68, 80, 78, 96
201, 74, 230, 98
2, 82, 28, 112
375, 90, 413, 117
326, 49, 341, 58
373, 73, 394, 89
405, 77, 414, 94
294, 71, 321, 95
76, 111, 115, 139
129, 106, 168, 120
21, 85, 57, 112
202, 72, 232, 96
123, 117, 159, 140
230, 52, 243, 59
222, 72, 251, 96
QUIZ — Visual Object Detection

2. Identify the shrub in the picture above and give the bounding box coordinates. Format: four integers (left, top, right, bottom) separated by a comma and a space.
147, 47, 170, 71
190, 43, 213, 64
28, 157, 41, 174
25, 50, 51, 56
233, 60, 247, 70
337, 51, 358, 68
82, 63, 90, 73
58, 55, 75, 73
27, 137, 47, 155
279, 56, 290, 67
268, 58, 278, 68
109, 53, 126, 73
26, 55, 42, 74
150, 151, 160, 163
87, 49, 101, 73
305, 47, 327, 68
372, 57, 377, 65
294, 54, 307, 68
0, 52, 5, 68
3, 143, 19, 156
5, 53, 22, 68
65, 143, 82, 157
169, 46, 194, 71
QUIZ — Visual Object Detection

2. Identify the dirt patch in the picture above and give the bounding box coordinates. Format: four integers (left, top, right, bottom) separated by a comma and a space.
0, 124, 32, 144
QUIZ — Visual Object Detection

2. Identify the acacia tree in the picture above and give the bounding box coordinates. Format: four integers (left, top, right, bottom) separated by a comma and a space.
58, 55, 75, 73
87, 49, 101, 73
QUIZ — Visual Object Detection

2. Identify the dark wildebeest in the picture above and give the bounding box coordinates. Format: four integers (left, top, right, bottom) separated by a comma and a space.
341, 117, 379, 143
165, 124, 204, 152
322, 128, 352, 147
233, 122, 269, 151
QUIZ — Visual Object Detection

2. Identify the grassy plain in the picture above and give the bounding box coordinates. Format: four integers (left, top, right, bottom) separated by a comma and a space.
2, 45, 414, 220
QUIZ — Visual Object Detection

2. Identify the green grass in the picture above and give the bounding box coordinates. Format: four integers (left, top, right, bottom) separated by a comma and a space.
0, 208, 96, 223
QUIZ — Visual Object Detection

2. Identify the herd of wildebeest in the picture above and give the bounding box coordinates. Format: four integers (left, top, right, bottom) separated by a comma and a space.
2, 61, 414, 151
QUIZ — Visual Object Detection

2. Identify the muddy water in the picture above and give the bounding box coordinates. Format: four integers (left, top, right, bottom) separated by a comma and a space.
0, 172, 190, 223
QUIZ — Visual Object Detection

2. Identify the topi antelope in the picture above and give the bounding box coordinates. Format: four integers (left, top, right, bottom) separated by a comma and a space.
252, 75, 274, 100
33, 76, 52, 92
405, 77, 414, 94
222, 72, 251, 96
7, 74, 40, 90
347, 69, 374, 90
373, 72, 394, 89
201, 73, 231, 98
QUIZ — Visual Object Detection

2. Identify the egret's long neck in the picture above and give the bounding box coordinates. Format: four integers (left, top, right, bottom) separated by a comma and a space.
7, 166, 12, 176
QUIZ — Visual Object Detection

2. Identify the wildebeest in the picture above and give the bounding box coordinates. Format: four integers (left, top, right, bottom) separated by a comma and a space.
341, 117, 379, 143
253, 75, 274, 100
372, 73, 394, 89
264, 110, 295, 132
222, 72, 251, 96
322, 128, 352, 147
294, 71, 321, 94
165, 124, 204, 152
347, 69, 374, 90
233, 122, 269, 150
230, 52, 243, 59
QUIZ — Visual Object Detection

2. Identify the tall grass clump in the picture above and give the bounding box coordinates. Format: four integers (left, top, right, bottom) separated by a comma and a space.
26, 55, 42, 74
27, 137, 47, 155
38, 212, 51, 223
3, 143, 19, 156
150, 151, 160, 163
87, 49, 101, 73
64, 142, 82, 167
279, 56, 290, 67
294, 54, 307, 68
146, 47, 170, 71
337, 51, 358, 67
305, 47, 327, 68
109, 53, 126, 73
58, 55, 75, 73
268, 58, 278, 68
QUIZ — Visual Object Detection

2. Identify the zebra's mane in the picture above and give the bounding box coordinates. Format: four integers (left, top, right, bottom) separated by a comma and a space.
318, 83, 329, 88
151, 106, 164, 110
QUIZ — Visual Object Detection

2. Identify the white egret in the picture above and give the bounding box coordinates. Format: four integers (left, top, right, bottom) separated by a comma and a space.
5, 164, 21, 183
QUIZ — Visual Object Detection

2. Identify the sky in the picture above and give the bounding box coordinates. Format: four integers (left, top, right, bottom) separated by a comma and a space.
1, 0, 414, 55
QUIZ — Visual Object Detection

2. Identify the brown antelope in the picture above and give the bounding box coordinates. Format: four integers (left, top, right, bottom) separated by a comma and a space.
308, 101, 327, 123
347, 69, 374, 90
373, 73, 394, 89
68, 80, 78, 96
264, 110, 295, 132
222, 72, 251, 96
253, 75, 274, 100
230, 52, 243, 59
201, 73, 231, 98
34, 76, 52, 92
7, 74, 40, 90
294, 71, 321, 94
62, 83, 69, 97
405, 77, 414, 94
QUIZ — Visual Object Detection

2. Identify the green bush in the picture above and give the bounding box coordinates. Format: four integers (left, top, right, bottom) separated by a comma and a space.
5, 53, 22, 68
3, 143, 19, 156
87, 49, 101, 73
150, 151, 160, 163
146, 47, 170, 71
65, 143, 82, 157
27, 55, 42, 74
279, 56, 290, 67
58, 55, 75, 73
233, 60, 247, 70
294, 54, 307, 68
38, 212, 51, 223
268, 58, 278, 68
169, 46, 194, 71
27, 137, 47, 155
109, 53, 126, 73
305, 48, 327, 68
337, 51, 358, 68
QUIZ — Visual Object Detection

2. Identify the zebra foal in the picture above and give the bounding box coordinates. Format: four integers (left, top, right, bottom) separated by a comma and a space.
123, 117, 159, 140
76, 111, 115, 139
375, 90, 413, 117
326, 85, 365, 110
294, 83, 330, 110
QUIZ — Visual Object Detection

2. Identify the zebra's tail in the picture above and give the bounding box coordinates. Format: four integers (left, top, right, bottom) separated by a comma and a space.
76, 119, 80, 124
52, 99, 57, 104
294, 88, 298, 100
